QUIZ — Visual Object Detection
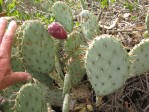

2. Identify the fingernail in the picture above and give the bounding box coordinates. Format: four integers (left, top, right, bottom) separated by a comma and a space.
6, 20, 17, 34
26, 75, 32, 81
8, 21, 17, 29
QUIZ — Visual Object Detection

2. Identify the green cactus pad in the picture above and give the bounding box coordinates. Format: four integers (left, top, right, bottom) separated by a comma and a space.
2, 83, 22, 99
11, 47, 25, 72
80, 10, 100, 40
2, 101, 15, 112
55, 54, 64, 79
64, 31, 83, 57
20, 20, 55, 74
41, 0, 56, 12
11, 51, 25, 72
63, 74, 71, 97
14, 20, 33, 48
43, 86, 63, 107
62, 93, 70, 112
129, 39, 149, 76
49, 69, 64, 88
85, 34, 130, 96
67, 59, 85, 87
26, 67, 54, 86
54, 40, 65, 79
2, 83, 26, 112
14, 83, 47, 112
52, 1, 73, 32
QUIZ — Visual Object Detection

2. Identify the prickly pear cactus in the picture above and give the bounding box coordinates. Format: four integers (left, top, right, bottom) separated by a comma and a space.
54, 39, 65, 79
62, 93, 70, 112
80, 10, 100, 40
2, 101, 14, 112
64, 31, 83, 57
52, 1, 73, 32
49, 69, 63, 88
26, 67, 54, 87
14, 20, 35, 48
129, 39, 149, 76
14, 83, 47, 112
85, 34, 130, 96
145, 10, 149, 32
2, 83, 23, 99
67, 59, 85, 87
55, 53, 64, 79
11, 50, 25, 72
63, 74, 71, 97
41, 0, 56, 12
71, 83, 91, 100
2, 83, 26, 112
20, 20, 55, 74
43, 86, 63, 107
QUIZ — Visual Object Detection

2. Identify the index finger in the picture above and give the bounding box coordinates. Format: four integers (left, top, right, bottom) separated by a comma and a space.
0, 18, 7, 44
0, 21, 17, 56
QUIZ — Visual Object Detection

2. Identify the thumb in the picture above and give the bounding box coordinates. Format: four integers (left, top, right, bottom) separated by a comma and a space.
0, 72, 32, 90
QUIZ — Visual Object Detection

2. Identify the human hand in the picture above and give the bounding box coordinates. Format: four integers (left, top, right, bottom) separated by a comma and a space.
0, 18, 32, 90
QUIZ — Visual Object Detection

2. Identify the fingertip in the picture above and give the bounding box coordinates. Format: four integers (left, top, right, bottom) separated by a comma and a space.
10, 20, 17, 26
0, 20, 18, 53
13, 72, 32, 81
20, 72, 32, 81
0, 17, 7, 23
26, 75, 32, 81
7, 21, 17, 32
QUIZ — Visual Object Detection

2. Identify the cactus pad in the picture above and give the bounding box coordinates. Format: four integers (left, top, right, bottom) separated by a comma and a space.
62, 93, 70, 112
52, 1, 73, 32
2, 101, 14, 112
85, 35, 130, 96
20, 20, 55, 74
14, 83, 47, 112
80, 10, 99, 40
11, 51, 25, 72
43, 86, 63, 107
26, 67, 54, 86
64, 31, 83, 57
129, 39, 149, 76
2, 83, 23, 99
67, 59, 85, 87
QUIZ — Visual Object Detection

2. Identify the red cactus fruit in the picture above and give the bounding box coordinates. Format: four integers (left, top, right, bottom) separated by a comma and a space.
48, 22, 67, 39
